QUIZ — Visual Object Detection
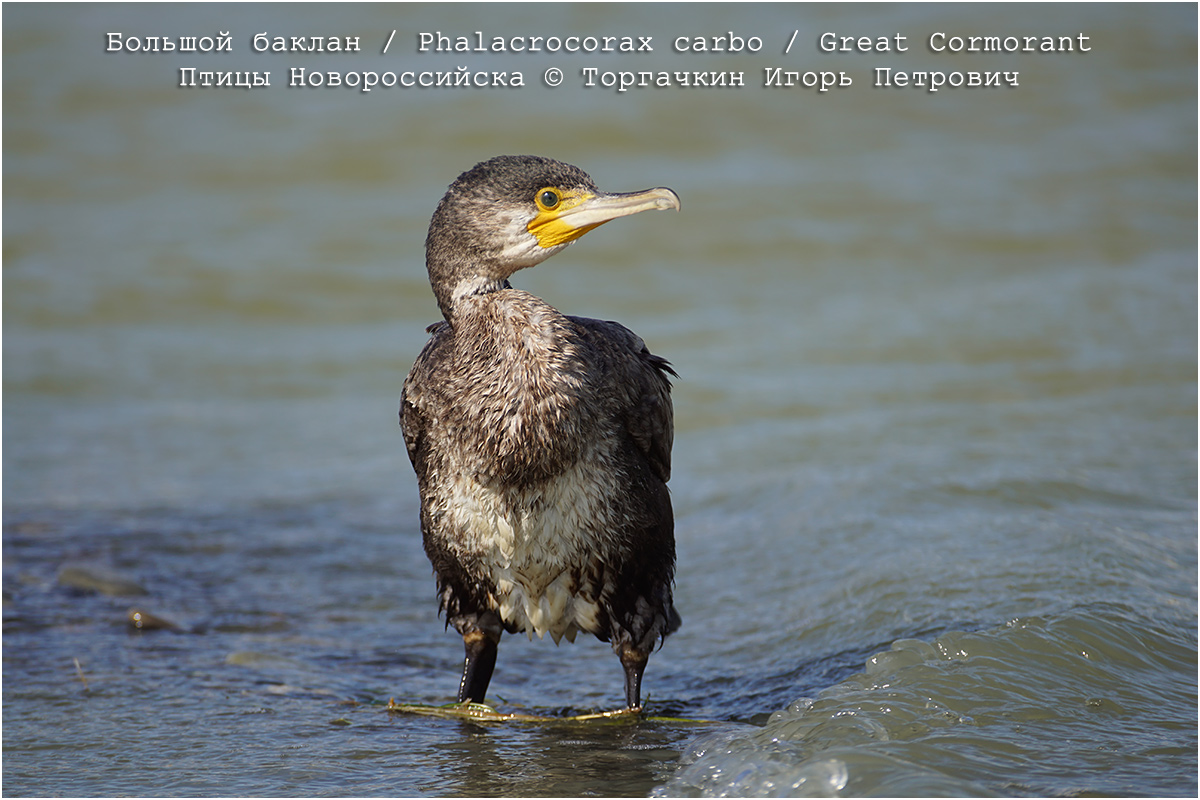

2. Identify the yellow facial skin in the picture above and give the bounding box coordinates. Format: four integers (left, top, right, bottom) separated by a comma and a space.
527, 186, 681, 249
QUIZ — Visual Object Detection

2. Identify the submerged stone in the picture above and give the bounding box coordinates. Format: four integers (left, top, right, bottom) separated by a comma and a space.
57, 562, 148, 597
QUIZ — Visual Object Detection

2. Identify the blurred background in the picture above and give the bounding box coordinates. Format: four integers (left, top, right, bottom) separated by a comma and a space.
4, 3, 1196, 797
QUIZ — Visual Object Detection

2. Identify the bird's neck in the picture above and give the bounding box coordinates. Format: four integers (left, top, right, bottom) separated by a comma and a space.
427, 250, 513, 321
437, 275, 512, 321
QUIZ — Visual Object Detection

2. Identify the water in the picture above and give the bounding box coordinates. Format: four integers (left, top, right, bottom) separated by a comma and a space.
4, 3, 1196, 796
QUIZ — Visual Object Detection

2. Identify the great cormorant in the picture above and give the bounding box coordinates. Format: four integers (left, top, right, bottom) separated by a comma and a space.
400, 155, 681, 710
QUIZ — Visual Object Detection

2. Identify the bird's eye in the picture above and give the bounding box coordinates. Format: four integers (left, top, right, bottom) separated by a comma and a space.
537, 189, 561, 210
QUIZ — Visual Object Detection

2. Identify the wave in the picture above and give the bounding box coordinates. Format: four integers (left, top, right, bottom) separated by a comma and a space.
656, 603, 1197, 796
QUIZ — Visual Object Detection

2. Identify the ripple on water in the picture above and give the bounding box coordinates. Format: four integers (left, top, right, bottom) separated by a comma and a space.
657, 605, 1197, 797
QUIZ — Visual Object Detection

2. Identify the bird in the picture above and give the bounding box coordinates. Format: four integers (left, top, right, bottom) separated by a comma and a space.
400, 155, 681, 711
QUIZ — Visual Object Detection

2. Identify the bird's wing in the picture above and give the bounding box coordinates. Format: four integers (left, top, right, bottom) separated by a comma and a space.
572, 317, 676, 484
400, 321, 451, 471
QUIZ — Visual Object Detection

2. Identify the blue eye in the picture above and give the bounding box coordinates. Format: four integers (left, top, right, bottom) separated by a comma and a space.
539, 189, 560, 209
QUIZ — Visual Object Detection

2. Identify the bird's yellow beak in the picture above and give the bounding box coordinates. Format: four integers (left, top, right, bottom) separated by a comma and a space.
528, 187, 680, 249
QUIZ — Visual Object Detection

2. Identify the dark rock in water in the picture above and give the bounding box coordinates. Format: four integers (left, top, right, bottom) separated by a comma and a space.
128, 608, 179, 631
57, 562, 148, 597
127, 608, 203, 633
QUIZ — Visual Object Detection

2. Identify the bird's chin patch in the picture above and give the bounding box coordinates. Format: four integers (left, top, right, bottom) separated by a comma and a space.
497, 235, 569, 269
482, 206, 567, 269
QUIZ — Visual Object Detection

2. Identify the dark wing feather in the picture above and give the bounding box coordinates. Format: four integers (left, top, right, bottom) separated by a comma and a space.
400, 321, 451, 472
571, 317, 675, 484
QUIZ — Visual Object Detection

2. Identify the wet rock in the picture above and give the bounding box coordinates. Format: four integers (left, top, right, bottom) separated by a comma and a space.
127, 608, 197, 632
225, 651, 303, 669
9, 520, 54, 536
57, 562, 148, 597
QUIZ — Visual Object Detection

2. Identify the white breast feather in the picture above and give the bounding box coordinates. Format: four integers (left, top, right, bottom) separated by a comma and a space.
442, 446, 620, 643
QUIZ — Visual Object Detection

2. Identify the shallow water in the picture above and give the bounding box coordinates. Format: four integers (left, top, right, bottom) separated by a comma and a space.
4, 3, 1197, 797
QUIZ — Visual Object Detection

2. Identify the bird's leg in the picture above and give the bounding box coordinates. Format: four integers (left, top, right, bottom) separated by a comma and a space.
458, 629, 499, 704
618, 645, 649, 711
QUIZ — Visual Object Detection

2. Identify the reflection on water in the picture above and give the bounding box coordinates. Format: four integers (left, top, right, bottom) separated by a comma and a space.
4, 2, 1196, 797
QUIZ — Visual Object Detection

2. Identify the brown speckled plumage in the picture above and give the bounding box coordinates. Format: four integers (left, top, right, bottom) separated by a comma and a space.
399, 155, 680, 709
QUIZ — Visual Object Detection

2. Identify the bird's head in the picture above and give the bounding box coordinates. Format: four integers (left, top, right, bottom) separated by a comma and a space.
425, 155, 680, 318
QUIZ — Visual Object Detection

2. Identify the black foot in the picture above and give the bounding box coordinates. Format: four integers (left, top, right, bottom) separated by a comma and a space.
619, 647, 649, 710
458, 630, 499, 703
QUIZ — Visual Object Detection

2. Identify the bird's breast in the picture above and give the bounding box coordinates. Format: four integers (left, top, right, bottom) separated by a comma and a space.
439, 301, 596, 485
439, 445, 623, 642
